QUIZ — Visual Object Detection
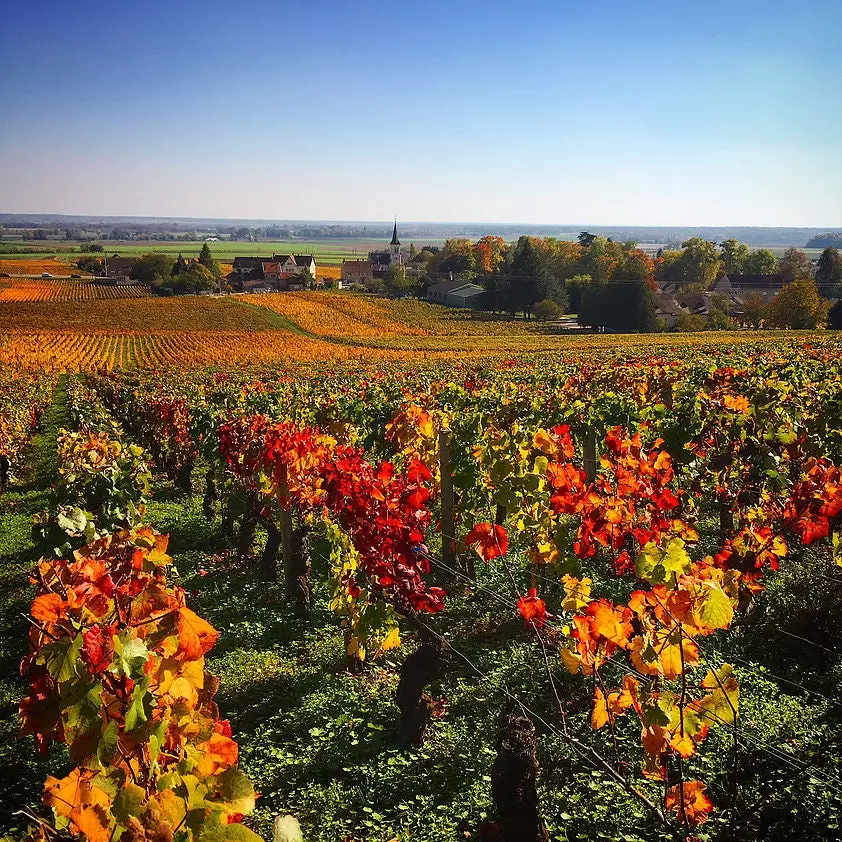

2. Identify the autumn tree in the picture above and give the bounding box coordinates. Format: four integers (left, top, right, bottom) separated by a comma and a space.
169, 262, 215, 294
385, 263, 417, 295
719, 238, 749, 274
654, 249, 684, 283
768, 279, 829, 328
742, 248, 778, 275
198, 242, 221, 277
436, 239, 477, 278
616, 248, 655, 285
777, 247, 814, 282
131, 252, 176, 284
675, 237, 721, 287
544, 238, 583, 280
815, 247, 842, 298
739, 292, 769, 327
581, 236, 623, 283
828, 298, 842, 330
472, 235, 506, 275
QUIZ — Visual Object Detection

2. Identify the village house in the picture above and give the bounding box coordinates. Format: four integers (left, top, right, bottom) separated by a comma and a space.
710, 272, 787, 302
340, 259, 373, 285
369, 222, 404, 276
427, 278, 485, 308
341, 222, 407, 285
230, 254, 317, 291
97, 255, 138, 283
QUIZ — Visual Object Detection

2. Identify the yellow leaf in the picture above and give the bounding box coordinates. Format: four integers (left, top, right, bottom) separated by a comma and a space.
591, 687, 609, 729
561, 575, 592, 612
43, 769, 113, 842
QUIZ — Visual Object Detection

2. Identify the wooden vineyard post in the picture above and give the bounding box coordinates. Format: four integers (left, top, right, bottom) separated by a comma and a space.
439, 430, 458, 578
583, 428, 598, 484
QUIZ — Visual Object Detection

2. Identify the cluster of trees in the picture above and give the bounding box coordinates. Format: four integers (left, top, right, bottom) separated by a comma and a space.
805, 232, 842, 249
135, 243, 221, 294
409, 232, 661, 330
76, 244, 223, 295
407, 233, 841, 332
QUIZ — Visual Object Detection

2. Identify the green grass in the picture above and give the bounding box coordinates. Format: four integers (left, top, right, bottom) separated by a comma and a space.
0, 239, 447, 267
0, 379, 71, 833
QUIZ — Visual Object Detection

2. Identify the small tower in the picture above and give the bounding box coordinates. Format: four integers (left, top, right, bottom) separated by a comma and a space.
390, 219, 402, 265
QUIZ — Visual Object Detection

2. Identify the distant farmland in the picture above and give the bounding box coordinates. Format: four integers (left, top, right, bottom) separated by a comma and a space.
0, 238, 447, 266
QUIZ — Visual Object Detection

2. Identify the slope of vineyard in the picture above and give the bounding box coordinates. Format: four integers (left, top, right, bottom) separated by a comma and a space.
0, 258, 81, 276
0, 295, 285, 332
0, 277, 151, 302
245, 291, 542, 338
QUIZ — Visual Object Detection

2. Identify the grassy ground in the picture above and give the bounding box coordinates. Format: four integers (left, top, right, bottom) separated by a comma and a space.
0, 378, 70, 833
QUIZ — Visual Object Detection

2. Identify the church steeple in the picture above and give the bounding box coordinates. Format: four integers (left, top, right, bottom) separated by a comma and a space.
390, 219, 400, 246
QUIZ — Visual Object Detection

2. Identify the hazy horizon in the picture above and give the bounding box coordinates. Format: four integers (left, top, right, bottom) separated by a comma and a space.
2, 0, 841, 226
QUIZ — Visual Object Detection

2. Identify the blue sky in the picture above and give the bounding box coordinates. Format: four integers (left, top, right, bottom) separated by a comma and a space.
1, 0, 840, 225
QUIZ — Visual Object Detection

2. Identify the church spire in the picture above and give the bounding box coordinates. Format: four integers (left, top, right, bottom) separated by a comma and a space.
390, 219, 400, 246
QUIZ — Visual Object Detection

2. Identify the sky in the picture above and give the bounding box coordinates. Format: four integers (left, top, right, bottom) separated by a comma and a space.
1, 0, 841, 227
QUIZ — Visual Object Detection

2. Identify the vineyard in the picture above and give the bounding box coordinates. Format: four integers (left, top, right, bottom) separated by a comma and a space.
0, 331, 840, 842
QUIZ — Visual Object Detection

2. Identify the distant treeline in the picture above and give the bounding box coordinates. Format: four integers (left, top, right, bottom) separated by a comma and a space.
0, 215, 839, 246
805, 232, 842, 248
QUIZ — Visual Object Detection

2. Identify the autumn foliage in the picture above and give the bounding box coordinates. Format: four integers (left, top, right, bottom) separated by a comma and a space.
20, 527, 260, 841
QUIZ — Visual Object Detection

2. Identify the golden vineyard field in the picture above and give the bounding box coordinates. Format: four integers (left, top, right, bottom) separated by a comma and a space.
0, 257, 82, 276
0, 288, 836, 371
243, 291, 540, 338
0, 278, 152, 302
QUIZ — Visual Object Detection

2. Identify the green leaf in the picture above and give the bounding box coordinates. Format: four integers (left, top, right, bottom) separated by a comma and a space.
217, 767, 256, 815
200, 825, 265, 842
124, 675, 152, 733
41, 634, 84, 682
97, 719, 119, 767
112, 633, 149, 679
695, 582, 734, 630
149, 716, 168, 765
56, 506, 89, 535
113, 781, 146, 822
636, 538, 692, 584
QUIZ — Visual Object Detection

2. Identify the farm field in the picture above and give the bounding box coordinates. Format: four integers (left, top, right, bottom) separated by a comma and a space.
0, 258, 92, 277
0, 238, 446, 267
0, 290, 840, 842
0, 278, 151, 303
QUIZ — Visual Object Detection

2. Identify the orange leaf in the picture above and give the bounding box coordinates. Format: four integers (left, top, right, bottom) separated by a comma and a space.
591, 687, 609, 729
587, 600, 632, 648
31, 593, 65, 624
464, 523, 508, 562
665, 780, 714, 826
175, 607, 219, 660
43, 768, 112, 842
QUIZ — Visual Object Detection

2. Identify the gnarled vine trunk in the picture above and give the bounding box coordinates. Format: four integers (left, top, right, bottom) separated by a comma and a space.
491, 710, 549, 842
395, 634, 447, 745
286, 523, 312, 618
237, 491, 261, 559
202, 469, 217, 521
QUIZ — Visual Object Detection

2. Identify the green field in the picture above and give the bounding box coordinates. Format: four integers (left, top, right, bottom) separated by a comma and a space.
0, 238, 448, 266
